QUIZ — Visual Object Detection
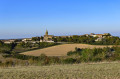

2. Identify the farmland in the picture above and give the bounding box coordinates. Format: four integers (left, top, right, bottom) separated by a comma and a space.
0, 62, 120, 79
21, 44, 114, 56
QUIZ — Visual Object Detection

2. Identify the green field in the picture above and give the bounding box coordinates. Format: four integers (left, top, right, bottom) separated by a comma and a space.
0, 62, 120, 79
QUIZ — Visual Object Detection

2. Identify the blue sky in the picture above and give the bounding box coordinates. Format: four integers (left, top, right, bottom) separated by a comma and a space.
0, 0, 120, 39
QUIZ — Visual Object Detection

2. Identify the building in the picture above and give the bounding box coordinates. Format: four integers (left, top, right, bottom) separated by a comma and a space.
22, 38, 32, 43
43, 30, 54, 42
20, 31, 112, 43
95, 34, 103, 38
90, 33, 111, 38
85, 34, 89, 37
2, 39, 16, 44
95, 37, 103, 41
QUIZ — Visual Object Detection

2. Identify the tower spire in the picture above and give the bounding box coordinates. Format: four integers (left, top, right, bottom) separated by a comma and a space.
45, 29, 48, 35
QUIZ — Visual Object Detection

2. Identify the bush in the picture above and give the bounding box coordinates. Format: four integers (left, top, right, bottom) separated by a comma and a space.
0, 61, 2, 65
4, 60, 15, 67
49, 57, 60, 64
67, 51, 75, 56
67, 47, 120, 62
63, 58, 76, 64
67, 48, 82, 56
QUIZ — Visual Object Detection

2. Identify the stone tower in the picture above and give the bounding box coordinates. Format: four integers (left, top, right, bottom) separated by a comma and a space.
45, 30, 48, 35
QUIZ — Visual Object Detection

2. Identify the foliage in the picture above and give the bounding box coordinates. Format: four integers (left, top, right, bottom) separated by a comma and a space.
3, 53, 60, 66
1, 38, 120, 66
0, 42, 16, 54
67, 47, 120, 62
63, 58, 76, 64
32, 37, 40, 41
52, 35, 120, 45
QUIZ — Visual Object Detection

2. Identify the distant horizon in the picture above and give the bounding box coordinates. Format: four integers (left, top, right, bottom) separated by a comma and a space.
0, 32, 120, 40
0, 0, 120, 39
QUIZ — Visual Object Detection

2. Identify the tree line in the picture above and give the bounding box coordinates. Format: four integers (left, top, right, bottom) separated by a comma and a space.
52, 35, 120, 45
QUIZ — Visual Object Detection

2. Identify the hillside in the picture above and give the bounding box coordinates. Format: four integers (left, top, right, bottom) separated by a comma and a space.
21, 44, 114, 56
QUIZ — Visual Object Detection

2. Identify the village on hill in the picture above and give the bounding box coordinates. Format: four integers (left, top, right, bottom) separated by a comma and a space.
1, 30, 112, 44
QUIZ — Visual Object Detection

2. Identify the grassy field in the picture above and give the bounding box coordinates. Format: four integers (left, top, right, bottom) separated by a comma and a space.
0, 62, 120, 79
21, 44, 113, 56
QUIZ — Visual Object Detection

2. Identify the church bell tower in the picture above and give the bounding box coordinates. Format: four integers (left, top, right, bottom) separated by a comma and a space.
45, 29, 48, 35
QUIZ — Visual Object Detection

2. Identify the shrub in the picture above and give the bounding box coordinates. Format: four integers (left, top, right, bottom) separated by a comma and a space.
67, 51, 74, 56
39, 54, 47, 60
63, 58, 76, 64
49, 57, 60, 64
4, 60, 15, 67
67, 47, 120, 62
0, 61, 2, 65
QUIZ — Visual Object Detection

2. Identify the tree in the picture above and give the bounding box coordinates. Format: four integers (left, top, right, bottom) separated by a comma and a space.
0, 40, 4, 47
115, 39, 120, 45
32, 37, 40, 41
40, 36, 44, 41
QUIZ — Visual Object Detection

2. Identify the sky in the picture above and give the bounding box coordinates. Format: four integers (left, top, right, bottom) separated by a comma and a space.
0, 0, 120, 39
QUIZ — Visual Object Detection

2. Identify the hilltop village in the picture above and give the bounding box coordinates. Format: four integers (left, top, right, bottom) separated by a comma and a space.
1, 30, 112, 44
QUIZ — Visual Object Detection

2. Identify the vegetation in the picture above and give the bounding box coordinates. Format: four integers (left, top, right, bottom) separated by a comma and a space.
21, 44, 113, 56
0, 37, 120, 67
0, 62, 120, 79
32, 37, 40, 41
1, 46, 120, 67
93, 36, 120, 45
0, 41, 59, 54
53, 35, 120, 45
0, 41, 60, 66
2, 53, 60, 66
67, 47, 120, 63
0, 39, 120, 79
0, 41, 17, 54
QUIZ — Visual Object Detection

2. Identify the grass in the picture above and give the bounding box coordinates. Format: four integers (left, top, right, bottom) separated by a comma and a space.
0, 62, 120, 79
21, 44, 114, 56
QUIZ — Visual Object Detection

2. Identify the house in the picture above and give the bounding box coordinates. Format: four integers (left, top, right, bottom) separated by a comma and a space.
90, 33, 111, 38
22, 38, 32, 42
95, 34, 103, 38
90, 33, 96, 37
95, 37, 103, 41
85, 34, 89, 37
3, 39, 16, 44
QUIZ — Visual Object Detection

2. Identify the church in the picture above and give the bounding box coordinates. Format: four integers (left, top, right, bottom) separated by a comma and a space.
43, 30, 54, 42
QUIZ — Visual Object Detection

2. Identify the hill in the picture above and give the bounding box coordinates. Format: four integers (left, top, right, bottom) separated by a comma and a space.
21, 44, 114, 56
